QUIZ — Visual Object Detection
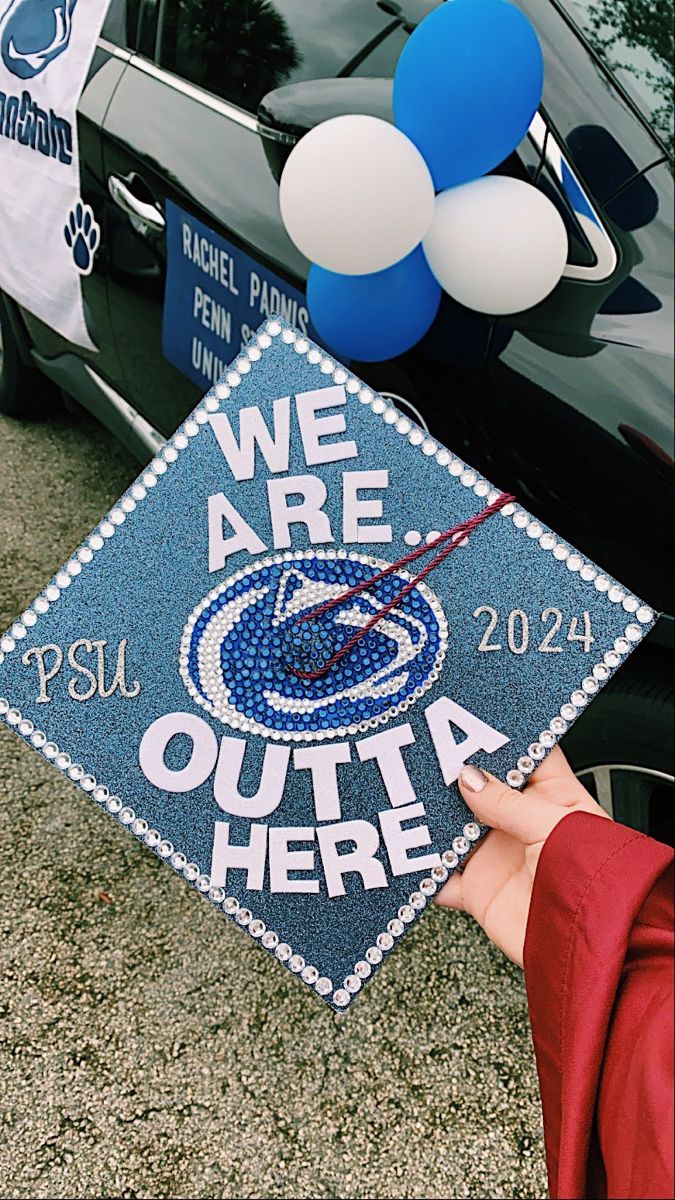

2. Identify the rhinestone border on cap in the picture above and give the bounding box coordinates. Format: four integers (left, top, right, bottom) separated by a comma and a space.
0, 316, 658, 1010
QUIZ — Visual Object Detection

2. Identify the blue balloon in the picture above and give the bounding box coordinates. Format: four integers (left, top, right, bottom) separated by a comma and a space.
393, 0, 544, 190
307, 247, 442, 363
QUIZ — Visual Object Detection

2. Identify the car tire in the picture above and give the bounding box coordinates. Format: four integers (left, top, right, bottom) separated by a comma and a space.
563, 652, 674, 845
0, 294, 55, 418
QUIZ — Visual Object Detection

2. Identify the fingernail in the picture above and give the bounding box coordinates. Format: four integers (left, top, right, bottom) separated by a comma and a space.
460, 765, 488, 793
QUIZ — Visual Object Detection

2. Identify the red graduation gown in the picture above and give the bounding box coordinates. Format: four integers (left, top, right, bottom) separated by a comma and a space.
525, 811, 674, 1200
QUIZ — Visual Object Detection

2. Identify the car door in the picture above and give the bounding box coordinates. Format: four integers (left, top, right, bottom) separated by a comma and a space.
100, 0, 406, 439
473, 0, 673, 608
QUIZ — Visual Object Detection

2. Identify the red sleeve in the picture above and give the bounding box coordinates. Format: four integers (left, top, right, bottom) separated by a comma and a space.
524, 810, 674, 1200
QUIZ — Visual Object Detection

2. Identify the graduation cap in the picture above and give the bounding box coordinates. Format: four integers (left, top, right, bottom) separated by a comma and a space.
0, 318, 657, 1010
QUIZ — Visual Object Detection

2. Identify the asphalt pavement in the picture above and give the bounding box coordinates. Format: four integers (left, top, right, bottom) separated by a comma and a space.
0, 406, 547, 1200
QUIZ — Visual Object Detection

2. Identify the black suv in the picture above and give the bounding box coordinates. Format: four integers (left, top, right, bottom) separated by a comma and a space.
0, 0, 673, 839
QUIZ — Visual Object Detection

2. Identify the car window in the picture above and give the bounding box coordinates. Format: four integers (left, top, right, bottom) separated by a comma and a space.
560, 0, 674, 154
101, 0, 142, 49
157, 0, 412, 112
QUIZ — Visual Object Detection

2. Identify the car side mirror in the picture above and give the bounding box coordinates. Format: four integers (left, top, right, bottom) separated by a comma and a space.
257, 77, 394, 183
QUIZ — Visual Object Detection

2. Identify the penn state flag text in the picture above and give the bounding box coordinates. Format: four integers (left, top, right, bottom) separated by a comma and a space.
0, 1, 108, 349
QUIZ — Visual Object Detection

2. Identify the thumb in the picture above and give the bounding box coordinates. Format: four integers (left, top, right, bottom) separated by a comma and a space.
433, 871, 465, 911
459, 764, 563, 846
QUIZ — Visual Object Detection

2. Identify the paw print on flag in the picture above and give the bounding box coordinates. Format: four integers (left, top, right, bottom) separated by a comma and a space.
64, 200, 100, 275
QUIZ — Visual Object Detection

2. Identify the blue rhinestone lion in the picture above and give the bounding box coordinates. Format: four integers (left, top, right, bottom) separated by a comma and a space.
180, 549, 447, 741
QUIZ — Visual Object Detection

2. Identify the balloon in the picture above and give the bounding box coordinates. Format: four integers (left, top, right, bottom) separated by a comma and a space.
279, 115, 435, 275
422, 177, 568, 315
393, 0, 544, 190
307, 246, 442, 362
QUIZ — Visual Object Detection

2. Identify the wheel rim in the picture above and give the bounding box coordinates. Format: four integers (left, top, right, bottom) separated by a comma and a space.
577, 763, 674, 844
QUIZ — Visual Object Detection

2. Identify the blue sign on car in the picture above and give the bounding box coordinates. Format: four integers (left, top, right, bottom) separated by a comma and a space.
163, 200, 312, 389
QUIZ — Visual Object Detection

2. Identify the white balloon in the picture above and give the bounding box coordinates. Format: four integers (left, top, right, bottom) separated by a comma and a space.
423, 177, 569, 315
279, 115, 435, 275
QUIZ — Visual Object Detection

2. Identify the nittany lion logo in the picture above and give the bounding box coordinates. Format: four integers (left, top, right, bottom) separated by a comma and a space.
0, 0, 77, 80
180, 551, 448, 741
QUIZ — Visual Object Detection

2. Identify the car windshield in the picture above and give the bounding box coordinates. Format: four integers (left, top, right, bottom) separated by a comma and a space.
560, 0, 674, 153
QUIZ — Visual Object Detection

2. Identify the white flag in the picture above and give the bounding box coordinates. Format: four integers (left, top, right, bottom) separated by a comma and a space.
0, 0, 109, 349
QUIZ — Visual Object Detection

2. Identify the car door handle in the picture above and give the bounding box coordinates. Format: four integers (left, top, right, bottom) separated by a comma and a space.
108, 175, 166, 234
527, 113, 617, 282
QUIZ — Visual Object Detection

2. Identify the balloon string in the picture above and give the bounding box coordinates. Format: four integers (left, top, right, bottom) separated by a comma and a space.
289, 492, 515, 680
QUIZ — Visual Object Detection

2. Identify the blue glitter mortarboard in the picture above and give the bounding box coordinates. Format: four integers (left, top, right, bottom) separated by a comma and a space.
0, 319, 658, 1010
